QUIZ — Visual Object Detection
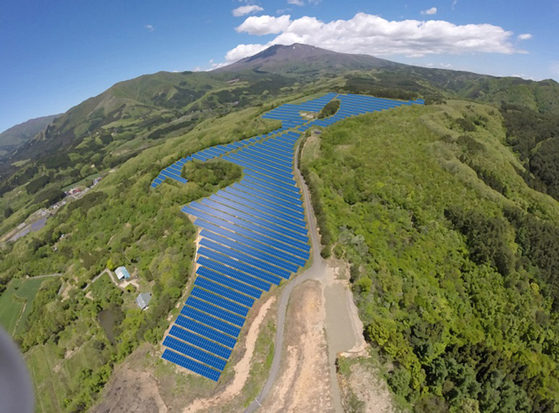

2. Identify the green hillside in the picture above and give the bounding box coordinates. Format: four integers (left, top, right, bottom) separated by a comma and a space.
301, 101, 559, 411
0, 114, 59, 157
1, 44, 559, 412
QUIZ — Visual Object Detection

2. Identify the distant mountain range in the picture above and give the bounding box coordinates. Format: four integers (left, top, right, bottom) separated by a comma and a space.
0, 114, 59, 157
1, 43, 558, 187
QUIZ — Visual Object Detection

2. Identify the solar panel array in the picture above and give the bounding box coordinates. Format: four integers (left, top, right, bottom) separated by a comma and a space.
152, 93, 423, 380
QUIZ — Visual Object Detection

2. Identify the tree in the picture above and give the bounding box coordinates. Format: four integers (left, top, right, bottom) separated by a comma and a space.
3, 207, 13, 218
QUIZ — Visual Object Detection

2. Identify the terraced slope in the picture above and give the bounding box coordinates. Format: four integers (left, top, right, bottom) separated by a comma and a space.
151, 93, 423, 381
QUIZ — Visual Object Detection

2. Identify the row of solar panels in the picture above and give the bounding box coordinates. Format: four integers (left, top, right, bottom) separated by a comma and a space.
307, 94, 425, 128
161, 127, 311, 380
261, 93, 425, 132
151, 128, 293, 188
156, 93, 423, 381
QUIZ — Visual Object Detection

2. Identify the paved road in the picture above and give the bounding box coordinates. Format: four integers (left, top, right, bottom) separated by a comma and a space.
245, 143, 344, 412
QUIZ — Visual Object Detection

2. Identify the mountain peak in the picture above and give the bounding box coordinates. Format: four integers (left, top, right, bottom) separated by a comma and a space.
215, 43, 401, 74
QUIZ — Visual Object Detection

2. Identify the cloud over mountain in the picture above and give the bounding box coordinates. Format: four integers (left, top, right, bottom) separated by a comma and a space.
226, 12, 522, 63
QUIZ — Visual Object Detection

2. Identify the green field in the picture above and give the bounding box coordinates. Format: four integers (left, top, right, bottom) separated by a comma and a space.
0, 277, 46, 335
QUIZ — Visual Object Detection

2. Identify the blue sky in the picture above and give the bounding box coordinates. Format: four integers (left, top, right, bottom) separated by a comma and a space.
0, 0, 557, 132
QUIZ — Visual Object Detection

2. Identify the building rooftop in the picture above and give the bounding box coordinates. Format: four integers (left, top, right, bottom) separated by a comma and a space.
136, 292, 152, 310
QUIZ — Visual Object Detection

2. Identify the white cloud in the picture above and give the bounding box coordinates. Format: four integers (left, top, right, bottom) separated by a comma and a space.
426, 62, 454, 69
144, 24, 154, 32
225, 43, 269, 63
518, 33, 532, 40
288, 0, 304, 6
421, 7, 437, 15
511, 73, 535, 80
235, 15, 291, 35
452, 0, 458, 9
232, 5, 264, 17
227, 13, 522, 63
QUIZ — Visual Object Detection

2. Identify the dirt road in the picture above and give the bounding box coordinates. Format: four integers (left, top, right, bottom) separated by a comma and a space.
245, 142, 365, 412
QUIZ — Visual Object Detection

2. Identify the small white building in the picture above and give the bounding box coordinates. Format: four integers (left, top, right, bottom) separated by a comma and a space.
115, 266, 130, 280
136, 293, 152, 310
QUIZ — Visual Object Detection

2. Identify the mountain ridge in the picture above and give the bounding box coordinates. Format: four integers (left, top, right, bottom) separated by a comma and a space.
0, 114, 60, 157
215, 43, 403, 74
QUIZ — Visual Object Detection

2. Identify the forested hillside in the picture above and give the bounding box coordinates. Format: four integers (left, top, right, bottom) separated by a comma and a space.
301, 101, 559, 412
0, 106, 277, 411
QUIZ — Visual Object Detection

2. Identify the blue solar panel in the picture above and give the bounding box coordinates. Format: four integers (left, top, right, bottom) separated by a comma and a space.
192, 153, 210, 162
188, 203, 310, 253
238, 149, 293, 172
263, 140, 293, 153
197, 255, 272, 291
185, 296, 245, 328
240, 171, 300, 195
231, 184, 305, 214
227, 154, 294, 181
197, 265, 262, 298
239, 180, 302, 206
192, 213, 310, 261
191, 287, 250, 317
194, 276, 254, 308
200, 229, 299, 273
247, 146, 292, 163
163, 336, 227, 370
223, 157, 295, 187
200, 198, 307, 241
201, 238, 292, 279
243, 174, 302, 198
198, 247, 282, 285
162, 349, 220, 381
210, 193, 306, 231
169, 325, 232, 359
180, 305, 241, 337
175, 313, 238, 347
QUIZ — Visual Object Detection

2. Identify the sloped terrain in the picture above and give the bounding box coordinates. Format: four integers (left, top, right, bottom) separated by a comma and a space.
301, 100, 559, 411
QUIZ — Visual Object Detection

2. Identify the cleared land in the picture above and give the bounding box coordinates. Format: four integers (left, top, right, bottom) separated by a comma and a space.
0, 277, 46, 335
260, 279, 333, 412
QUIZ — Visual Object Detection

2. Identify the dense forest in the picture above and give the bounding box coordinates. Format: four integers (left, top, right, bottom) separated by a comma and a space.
301, 100, 559, 412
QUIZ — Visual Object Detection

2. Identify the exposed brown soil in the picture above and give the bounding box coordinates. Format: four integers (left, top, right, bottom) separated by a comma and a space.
339, 362, 397, 413
93, 364, 168, 413
184, 296, 276, 412
261, 279, 334, 413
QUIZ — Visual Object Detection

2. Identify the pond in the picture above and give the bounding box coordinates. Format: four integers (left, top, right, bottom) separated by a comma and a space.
97, 309, 116, 344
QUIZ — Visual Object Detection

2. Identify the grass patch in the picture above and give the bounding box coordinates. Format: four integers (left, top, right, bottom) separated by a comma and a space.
0, 277, 46, 335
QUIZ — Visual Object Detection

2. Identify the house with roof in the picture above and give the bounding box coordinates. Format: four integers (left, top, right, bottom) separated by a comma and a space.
115, 266, 130, 280
136, 292, 152, 310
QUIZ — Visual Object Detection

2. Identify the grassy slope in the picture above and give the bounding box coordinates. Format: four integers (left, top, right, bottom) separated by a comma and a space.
0, 277, 46, 335
302, 101, 559, 411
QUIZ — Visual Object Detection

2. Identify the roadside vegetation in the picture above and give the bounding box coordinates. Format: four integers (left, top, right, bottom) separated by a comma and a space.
301, 101, 559, 412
